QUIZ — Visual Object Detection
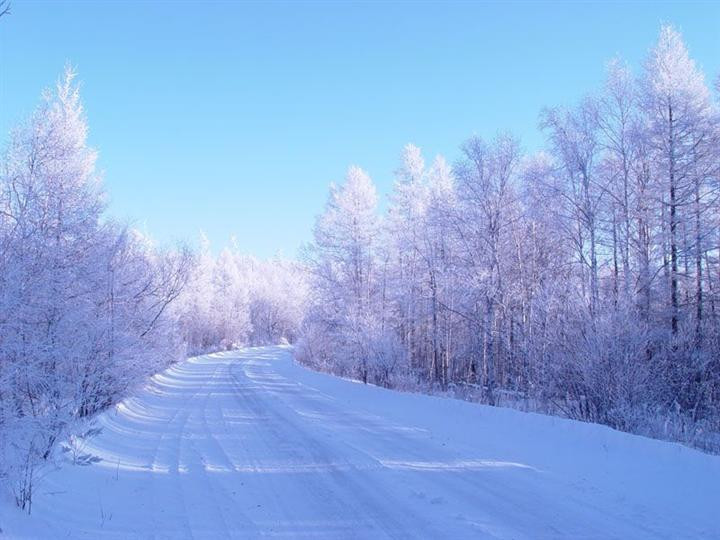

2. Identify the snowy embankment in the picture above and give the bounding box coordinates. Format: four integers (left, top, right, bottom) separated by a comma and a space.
2, 345, 718, 539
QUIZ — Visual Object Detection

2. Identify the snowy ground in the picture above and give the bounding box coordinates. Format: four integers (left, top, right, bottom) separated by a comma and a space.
2, 345, 719, 539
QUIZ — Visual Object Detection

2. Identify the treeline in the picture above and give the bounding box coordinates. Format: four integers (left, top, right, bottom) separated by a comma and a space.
0, 70, 305, 511
0, 70, 191, 510
297, 26, 720, 451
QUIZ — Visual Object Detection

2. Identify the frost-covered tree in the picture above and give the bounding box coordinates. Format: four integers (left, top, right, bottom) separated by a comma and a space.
541, 100, 604, 319
452, 134, 522, 402
298, 166, 395, 383
641, 25, 717, 335
382, 146, 460, 388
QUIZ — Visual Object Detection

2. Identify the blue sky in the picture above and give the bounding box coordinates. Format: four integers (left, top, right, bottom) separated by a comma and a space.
1, 1, 718, 257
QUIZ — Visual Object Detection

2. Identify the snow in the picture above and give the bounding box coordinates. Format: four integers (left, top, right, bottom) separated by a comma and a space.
2, 345, 719, 539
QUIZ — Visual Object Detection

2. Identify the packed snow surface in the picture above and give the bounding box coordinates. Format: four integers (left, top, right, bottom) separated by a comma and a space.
3, 345, 719, 539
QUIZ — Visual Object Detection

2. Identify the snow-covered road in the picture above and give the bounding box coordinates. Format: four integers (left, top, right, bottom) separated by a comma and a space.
12, 346, 720, 539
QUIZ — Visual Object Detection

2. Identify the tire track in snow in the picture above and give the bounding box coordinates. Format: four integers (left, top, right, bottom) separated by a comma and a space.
228, 359, 444, 539
189, 357, 257, 538
228, 361, 386, 538
148, 375, 194, 539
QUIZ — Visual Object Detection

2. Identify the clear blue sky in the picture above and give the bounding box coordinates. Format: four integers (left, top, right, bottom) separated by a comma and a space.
1, 1, 718, 257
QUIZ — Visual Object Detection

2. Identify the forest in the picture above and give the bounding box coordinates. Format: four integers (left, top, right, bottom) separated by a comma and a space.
297, 25, 720, 453
1, 24, 718, 512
